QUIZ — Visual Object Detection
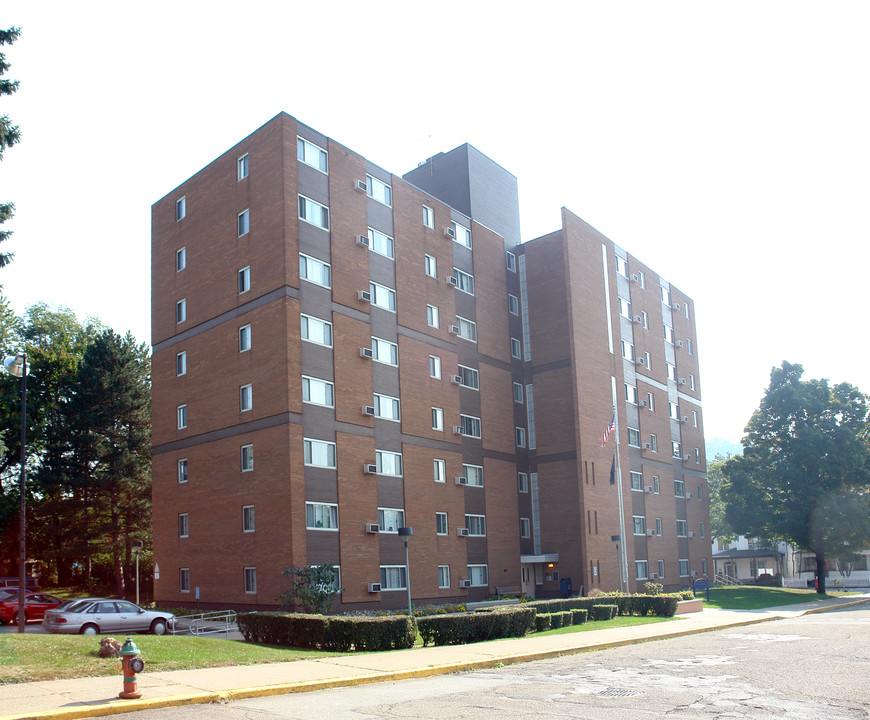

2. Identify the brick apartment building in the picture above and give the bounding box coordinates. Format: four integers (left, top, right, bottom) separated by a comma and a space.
151, 112, 711, 610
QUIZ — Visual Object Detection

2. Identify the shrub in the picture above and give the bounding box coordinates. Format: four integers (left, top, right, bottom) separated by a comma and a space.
589, 604, 617, 621
237, 612, 415, 651
571, 609, 588, 625
643, 581, 664, 596
417, 606, 536, 646
534, 613, 551, 632
549, 612, 564, 629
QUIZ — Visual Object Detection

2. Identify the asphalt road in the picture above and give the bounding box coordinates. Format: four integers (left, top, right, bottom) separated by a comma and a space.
113, 604, 870, 720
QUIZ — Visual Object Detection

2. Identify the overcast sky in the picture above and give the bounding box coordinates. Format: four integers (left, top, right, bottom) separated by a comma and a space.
3, 1, 869, 445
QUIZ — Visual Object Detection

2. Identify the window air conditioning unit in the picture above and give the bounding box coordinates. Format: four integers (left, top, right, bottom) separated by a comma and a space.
687, 492, 694, 499
673, 303, 681, 311
691, 570, 698, 577
362, 463, 378, 474
356, 234, 370, 247
639, 399, 647, 406
448, 324, 460, 335
444, 226, 456, 239
358, 290, 372, 302
646, 529, 656, 536
643, 442, 651, 450
450, 375, 462, 385
452, 425, 464, 435
355, 179, 368, 192
361, 405, 375, 416
684, 454, 692, 461
681, 416, 689, 423
455, 475, 468, 485
459, 579, 472, 588
677, 340, 684, 348
679, 378, 687, 385
457, 527, 469, 537
365, 523, 380, 534
360, 347, 374, 359
651, 573, 659, 579
447, 275, 458, 286
367, 582, 382, 593
631, 274, 639, 282
634, 315, 643, 323
645, 485, 653, 493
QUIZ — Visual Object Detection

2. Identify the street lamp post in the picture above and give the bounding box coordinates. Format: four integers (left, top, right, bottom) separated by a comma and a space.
132, 540, 144, 605
3, 353, 27, 634
397, 527, 413, 620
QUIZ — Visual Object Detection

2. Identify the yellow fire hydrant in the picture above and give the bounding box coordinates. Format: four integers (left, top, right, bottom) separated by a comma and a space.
119, 637, 145, 699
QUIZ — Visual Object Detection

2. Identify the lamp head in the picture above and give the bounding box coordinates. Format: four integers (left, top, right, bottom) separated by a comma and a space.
3, 354, 26, 378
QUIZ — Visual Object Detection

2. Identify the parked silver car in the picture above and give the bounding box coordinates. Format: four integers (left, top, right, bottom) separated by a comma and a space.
42, 599, 174, 635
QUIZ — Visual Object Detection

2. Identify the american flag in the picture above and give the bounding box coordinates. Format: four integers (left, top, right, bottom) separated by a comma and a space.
600, 412, 615, 447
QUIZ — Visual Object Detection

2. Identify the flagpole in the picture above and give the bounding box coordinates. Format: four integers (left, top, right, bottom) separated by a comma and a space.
610, 378, 629, 592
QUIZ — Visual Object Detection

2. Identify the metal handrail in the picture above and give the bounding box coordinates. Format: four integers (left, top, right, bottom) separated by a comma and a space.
170, 610, 238, 636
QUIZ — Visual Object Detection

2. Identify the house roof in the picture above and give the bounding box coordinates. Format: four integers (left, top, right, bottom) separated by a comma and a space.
713, 548, 780, 560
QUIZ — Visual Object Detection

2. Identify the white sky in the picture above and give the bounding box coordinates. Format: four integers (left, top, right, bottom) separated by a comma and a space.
3, 1, 869, 445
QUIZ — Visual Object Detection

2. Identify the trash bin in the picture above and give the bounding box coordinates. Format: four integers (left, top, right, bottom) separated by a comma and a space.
560, 577, 573, 597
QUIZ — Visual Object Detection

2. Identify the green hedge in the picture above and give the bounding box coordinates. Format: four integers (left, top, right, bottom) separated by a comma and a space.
571, 608, 588, 625
606, 594, 680, 617
237, 612, 416, 651
589, 604, 617, 621
417, 606, 536, 646
534, 613, 551, 632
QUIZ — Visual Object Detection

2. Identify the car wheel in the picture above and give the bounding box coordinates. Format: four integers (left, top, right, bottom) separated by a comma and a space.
80, 624, 99, 635
12, 612, 25, 625
150, 618, 168, 635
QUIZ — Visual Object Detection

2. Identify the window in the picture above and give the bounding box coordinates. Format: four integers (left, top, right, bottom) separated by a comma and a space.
630, 471, 643, 491
176, 351, 187, 377
304, 438, 336, 468
513, 382, 524, 403
302, 376, 334, 407
431, 407, 444, 431
427, 305, 439, 328
244, 567, 257, 594
306, 502, 338, 530
376, 450, 403, 476
677, 520, 687, 537
465, 515, 486, 536
237, 153, 249, 180
506, 251, 516, 271
452, 222, 471, 248
642, 351, 651, 369
371, 337, 398, 366
372, 394, 400, 422
687, 338, 694, 355
369, 282, 396, 311
702, 559, 707, 576
238, 266, 250, 294
238, 209, 250, 237
520, 517, 531, 538
515, 427, 526, 447
453, 268, 474, 295
669, 401, 679, 419
240, 384, 252, 412
455, 316, 477, 342
301, 315, 332, 347
650, 434, 657, 453
176, 299, 187, 324
300, 253, 331, 288
635, 560, 648, 580
467, 564, 488, 586
298, 195, 329, 229
625, 384, 638, 404
616, 255, 628, 277
661, 286, 671, 305
697, 484, 704, 501
672, 441, 683, 459
297, 137, 328, 172
176, 247, 186, 272
177, 458, 188, 484
380, 565, 407, 590
296, 136, 329, 173
368, 228, 394, 259
690, 374, 696, 391
639, 271, 646, 289
627, 427, 640, 447
366, 175, 392, 206
508, 294, 519, 315
633, 516, 646, 535
646, 392, 655, 410
177, 405, 187, 430
436, 512, 448, 535
667, 363, 677, 382
679, 559, 689, 577
178, 513, 189, 538
239, 324, 251, 352
664, 325, 674, 344
518, 472, 529, 492
180, 568, 190, 593
618, 297, 631, 318
429, 355, 441, 379
641, 310, 648, 329
433, 459, 446, 483
700, 522, 705, 538
463, 464, 483, 487
658, 560, 665, 577
423, 205, 434, 229
242, 505, 255, 532
241, 444, 254, 472
653, 476, 660, 494
176, 196, 186, 221
460, 414, 481, 438
692, 410, 698, 427
457, 365, 479, 389
424, 254, 437, 278
438, 565, 450, 588
656, 517, 663, 536
621, 340, 635, 361
511, 338, 522, 358
378, 508, 405, 533
675, 479, 685, 498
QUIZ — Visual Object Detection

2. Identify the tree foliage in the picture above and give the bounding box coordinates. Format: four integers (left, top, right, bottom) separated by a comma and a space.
277, 564, 342, 614
0, 26, 21, 269
706, 454, 737, 544
721, 362, 870, 593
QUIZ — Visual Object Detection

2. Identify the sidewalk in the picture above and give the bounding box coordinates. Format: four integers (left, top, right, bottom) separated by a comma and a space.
2, 594, 867, 720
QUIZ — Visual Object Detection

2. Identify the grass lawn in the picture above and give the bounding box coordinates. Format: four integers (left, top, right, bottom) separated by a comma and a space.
534, 615, 674, 637
704, 586, 857, 610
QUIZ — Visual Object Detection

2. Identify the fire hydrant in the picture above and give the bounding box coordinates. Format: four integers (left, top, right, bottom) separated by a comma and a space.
119, 637, 145, 699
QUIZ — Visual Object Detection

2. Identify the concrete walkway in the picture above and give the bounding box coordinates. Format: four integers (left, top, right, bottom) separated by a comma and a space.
2, 594, 867, 720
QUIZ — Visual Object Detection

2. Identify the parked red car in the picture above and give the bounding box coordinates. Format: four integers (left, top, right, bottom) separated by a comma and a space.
0, 591, 62, 624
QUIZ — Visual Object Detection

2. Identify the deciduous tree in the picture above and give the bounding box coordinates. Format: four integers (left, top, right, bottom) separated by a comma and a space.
0, 26, 21, 268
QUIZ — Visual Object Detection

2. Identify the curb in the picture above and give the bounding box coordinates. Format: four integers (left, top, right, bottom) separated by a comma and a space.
3, 597, 868, 720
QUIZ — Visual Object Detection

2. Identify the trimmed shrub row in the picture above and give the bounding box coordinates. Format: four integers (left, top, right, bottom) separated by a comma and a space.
535, 608, 589, 632
606, 594, 680, 617
417, 606, 536, 646
237, 612, 416, 651
589, 604, 618, 621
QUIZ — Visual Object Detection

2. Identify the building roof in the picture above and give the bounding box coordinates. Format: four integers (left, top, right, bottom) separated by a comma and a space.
713, 548, 780, 560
